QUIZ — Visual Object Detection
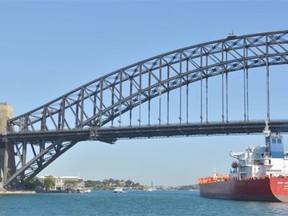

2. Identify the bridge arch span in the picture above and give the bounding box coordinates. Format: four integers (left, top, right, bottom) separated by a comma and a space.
8, 30, 288, 132
2, 30, 288, 189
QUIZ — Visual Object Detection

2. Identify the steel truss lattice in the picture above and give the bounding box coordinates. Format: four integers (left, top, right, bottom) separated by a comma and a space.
1, 30, 288, 189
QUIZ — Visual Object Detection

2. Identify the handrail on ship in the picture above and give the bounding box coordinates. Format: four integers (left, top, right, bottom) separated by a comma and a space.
198, 175, 277, 184
198, 175, 230, 184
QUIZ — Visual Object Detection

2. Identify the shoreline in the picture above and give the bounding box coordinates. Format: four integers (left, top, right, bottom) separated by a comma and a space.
0, 190, 36, 195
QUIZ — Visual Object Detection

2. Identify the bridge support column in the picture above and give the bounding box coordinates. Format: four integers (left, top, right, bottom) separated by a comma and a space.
0, 138, 16, 190
1, 140, 8, 183
0, 143, 5, 190
0, 103, 15, 190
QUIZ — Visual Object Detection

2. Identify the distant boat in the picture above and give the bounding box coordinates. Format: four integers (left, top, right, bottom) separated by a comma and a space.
146, 181, 156, 192
77, 188, 91, 193
113, 187, 124, 193
146, 187, 156, 192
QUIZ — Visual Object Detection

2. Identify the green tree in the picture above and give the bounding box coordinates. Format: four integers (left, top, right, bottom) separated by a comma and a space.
115, 179, 120, 187
108, 178, 115, 187
85, 180, 95, 188
125, 179, 133, 187
103, 179, 109, 187
44, 176, 55, 190
64, 179, 79, 188
24, 178, 44, 190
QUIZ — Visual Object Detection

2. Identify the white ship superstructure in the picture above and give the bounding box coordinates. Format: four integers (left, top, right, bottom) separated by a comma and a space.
230, 124, 288, 180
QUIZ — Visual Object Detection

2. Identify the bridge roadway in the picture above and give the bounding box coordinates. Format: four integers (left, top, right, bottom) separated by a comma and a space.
2, 120, 288, 144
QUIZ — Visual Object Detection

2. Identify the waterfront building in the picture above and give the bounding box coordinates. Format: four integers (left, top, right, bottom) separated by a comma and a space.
38, 175, 85, 191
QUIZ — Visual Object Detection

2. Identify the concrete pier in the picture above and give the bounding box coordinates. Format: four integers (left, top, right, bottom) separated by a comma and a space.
0, 103, 14, 189
0, 190, 36, 195
0, 102, 13, 132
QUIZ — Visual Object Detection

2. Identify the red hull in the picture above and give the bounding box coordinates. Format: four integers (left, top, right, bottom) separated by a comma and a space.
199, 177, 288, 202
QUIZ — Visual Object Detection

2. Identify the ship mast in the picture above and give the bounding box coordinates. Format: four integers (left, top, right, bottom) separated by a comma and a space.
263, 120, 271, 137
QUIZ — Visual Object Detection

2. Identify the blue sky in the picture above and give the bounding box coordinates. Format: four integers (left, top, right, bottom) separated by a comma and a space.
1, 0, 288, 186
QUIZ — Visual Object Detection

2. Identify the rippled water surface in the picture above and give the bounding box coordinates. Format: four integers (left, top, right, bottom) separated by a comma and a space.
0, 190, 288, 216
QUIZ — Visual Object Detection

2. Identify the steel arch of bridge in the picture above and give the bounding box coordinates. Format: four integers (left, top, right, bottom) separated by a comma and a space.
2, 30, 288, 189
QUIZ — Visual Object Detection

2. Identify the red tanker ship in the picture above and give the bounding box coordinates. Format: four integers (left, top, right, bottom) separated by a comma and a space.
198, 123, 288, 202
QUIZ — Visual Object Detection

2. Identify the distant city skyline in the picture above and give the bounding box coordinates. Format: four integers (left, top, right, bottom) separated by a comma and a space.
1, 0, 288, 186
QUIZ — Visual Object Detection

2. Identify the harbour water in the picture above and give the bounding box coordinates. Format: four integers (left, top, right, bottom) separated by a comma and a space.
0, 190, 288, 216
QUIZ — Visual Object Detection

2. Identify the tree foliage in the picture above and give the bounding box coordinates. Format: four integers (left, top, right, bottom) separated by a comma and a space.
64, 179, 79, 188
24, 178, 43, 190
44, 176, 56, 190
85, 178, 144, 190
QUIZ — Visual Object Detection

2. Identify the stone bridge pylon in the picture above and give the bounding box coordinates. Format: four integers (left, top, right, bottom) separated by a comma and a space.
0, 103, 15, 190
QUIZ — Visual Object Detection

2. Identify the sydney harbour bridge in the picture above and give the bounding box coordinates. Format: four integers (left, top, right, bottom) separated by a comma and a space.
1, 30, 288, 190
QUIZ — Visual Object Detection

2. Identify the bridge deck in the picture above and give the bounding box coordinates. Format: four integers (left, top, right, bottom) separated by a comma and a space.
2, 120, 288, 144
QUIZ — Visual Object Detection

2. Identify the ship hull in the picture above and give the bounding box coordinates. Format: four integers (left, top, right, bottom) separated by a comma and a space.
199, 177, 288, 202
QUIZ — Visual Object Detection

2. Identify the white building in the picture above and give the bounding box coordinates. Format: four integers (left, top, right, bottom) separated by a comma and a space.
38, 175, 85, 191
